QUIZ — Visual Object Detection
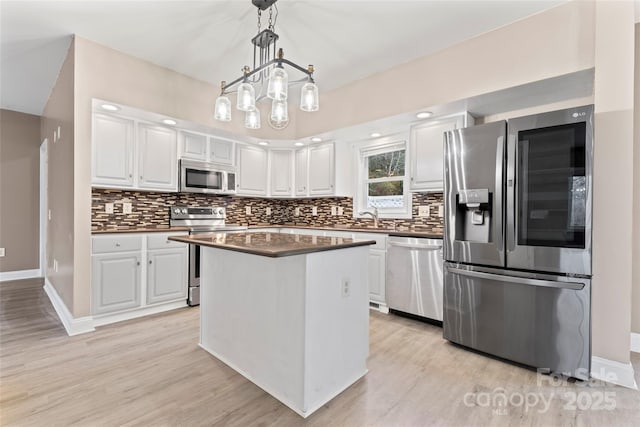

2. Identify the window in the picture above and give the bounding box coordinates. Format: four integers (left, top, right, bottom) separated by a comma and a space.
356, 140, 411, 218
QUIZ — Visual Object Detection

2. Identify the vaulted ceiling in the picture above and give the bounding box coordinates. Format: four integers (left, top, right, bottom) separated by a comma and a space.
1, 0, 565, 115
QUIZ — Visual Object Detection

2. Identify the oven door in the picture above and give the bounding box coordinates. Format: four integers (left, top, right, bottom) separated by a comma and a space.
506, 106, 593, 276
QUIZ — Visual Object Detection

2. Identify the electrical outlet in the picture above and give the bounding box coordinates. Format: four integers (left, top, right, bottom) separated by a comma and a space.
245, 206, 252, 215
418, 206, 429, 217
331, 206, 337, 216
123, 202, 133, 214
341, 279, 351, 298
294, 207, 300, 216
0, 248, 5, 257
311, 206, 318, 216
337, 206, 344, 216
105, 203, 114, 214
438, 205, 444, 218
266, 207, 272, 216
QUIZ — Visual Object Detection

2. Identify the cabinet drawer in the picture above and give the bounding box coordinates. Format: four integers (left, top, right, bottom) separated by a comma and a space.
147, 233, 188, 250
92, 235, 142, 254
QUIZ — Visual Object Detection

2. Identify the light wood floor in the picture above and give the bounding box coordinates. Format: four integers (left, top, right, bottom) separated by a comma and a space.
1, 278, 639, 426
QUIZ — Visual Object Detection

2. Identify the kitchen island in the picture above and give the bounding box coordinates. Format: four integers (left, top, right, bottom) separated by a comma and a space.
169, 232, 375, 418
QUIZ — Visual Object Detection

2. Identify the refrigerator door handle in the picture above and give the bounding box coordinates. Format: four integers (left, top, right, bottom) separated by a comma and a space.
446, 266, 585, 290
506, 134, 517, 252
495, 135, 504, 250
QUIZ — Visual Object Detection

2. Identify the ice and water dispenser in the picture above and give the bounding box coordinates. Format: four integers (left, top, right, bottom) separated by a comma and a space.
455, 189, 492, 243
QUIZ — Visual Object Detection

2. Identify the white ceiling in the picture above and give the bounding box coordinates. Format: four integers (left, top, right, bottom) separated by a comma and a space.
1, 0, 566, 116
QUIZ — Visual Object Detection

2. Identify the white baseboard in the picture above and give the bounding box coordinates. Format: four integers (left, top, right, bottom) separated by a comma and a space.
631, 333, 640, 353
591, 356, 638, 390
92, 300, 188, 327
0, 269, 41, 282
43, 278, 95, 336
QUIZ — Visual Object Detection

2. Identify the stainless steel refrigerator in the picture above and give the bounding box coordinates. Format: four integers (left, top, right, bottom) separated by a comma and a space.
442, 105, 593, 380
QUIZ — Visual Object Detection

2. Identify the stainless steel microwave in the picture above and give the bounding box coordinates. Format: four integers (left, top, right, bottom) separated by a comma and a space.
179, 159, 237, 194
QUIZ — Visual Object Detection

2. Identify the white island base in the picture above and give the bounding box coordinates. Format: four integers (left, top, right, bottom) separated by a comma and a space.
199, 245, 370, 418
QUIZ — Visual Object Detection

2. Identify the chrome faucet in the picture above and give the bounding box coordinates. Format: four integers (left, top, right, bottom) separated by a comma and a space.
358, 207, 379, 228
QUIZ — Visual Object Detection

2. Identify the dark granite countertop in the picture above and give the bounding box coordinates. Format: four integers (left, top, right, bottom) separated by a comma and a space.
248, 225, 443, 240
168, 232, 375, 258
92, 226, 189, 234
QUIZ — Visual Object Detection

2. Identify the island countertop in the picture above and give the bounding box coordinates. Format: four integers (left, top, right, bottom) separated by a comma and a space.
168, 232, 376, 258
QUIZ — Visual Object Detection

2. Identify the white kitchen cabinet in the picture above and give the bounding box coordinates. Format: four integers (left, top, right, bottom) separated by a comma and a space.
91, 233, 188, 324
308, 142, 335, 195
409, 114, 472, 192
209, 137, 234, 165
92, 113, 135, 187
180, 130, 208, 160
138, 123, 178, 191
294, 148, 308, 196
270, 149, 293, 197
147, 247, 188, 305
236, 144, 268, 196
368, 249, 386, 305
92, 251, 142, 315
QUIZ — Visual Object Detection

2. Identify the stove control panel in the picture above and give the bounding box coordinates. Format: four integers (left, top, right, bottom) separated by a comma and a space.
170, 206, 226, 220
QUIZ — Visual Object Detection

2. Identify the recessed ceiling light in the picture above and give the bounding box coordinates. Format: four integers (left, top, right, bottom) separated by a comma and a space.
310, 137, 322, 142
416, 111, 433, 119
258, 141, 269, 146
101, 103, 119, 111
295, 142, 304, 147
370, 132, 382, 138
162, 119, 177, 126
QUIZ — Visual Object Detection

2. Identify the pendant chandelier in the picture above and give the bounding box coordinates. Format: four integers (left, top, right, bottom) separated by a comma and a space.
214, 0, 319, 130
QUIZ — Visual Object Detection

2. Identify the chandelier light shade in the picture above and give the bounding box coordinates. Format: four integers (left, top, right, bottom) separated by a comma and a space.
213, 0, 319, 130
237, 82, 256, 111
300, 80, 319, 112
214, 94, 232, 122
245, 108, 261, 129
267, 66, 288, 101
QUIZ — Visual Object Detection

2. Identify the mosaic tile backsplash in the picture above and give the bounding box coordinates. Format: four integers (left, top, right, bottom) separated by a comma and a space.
92, 189, 444, 234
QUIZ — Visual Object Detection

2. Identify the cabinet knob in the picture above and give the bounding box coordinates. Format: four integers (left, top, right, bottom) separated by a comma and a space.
140, 176, 143, 180
136, 261, 140, 266
149, 260, 153, 265
115, 243, 121, 247
129, 174, 133, 178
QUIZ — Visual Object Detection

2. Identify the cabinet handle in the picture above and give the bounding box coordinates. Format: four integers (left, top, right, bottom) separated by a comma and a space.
136, 261, 140, 266
149, 260, 153, 265
115, 243, 121, 247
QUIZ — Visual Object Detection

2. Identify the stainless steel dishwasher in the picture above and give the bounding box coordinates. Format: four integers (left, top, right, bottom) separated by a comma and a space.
386, 236, 444, 322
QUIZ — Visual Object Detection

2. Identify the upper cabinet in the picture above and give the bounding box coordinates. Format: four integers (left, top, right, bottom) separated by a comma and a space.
269, 149, 293, 197
92, 113, 178, 192
138, 124, 178, 190
179, 131, 235, 165
92, 113, 135, 187
236, 144, 268, 196
294, 147, 308, 196
307, 142, 335, 196
409, 114, 473, 192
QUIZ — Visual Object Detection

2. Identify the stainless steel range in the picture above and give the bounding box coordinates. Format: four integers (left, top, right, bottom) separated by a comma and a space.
170, 206, 247, 306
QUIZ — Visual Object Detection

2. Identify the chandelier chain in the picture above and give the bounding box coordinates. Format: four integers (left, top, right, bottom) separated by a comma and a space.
268, 6, 273, 30
257, 9, 261, 33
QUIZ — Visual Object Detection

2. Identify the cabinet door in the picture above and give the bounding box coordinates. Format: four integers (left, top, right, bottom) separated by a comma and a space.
294, 148, 308, 196
92, 252, 141, 315
180, 131, 207, 160
209, 137, 234, 165
368, 248, 386, 304
236, 144, 268, 196
308, 143, 335, 195
138, 123, 178, 191
410, 115, 465, 191
92, 113, 135, 187
270, 150, 293, 197
147, 248, 188, 305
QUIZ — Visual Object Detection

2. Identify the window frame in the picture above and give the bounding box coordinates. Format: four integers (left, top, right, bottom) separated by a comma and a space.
354, 139, 412, 219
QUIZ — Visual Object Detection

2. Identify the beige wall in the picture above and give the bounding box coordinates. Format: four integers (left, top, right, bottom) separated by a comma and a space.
294, 1, 595, 137
591, 1, 636, 362
0, 109, 41, 272
632, 23, 640, 335
41, 40, 75, 314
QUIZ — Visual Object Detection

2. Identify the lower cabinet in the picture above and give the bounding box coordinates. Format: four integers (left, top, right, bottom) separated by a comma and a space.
368, 248, 386, 305
147, 248, 188, 304
91, 232, 188, 324
92, 252, 142, 315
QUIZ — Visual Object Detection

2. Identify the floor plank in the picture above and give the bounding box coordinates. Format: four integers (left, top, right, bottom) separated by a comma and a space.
1, 278, 639, 426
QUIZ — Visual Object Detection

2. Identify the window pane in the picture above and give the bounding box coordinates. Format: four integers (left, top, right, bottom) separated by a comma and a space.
368, 181, 404, 208
367, 150, 405, 179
